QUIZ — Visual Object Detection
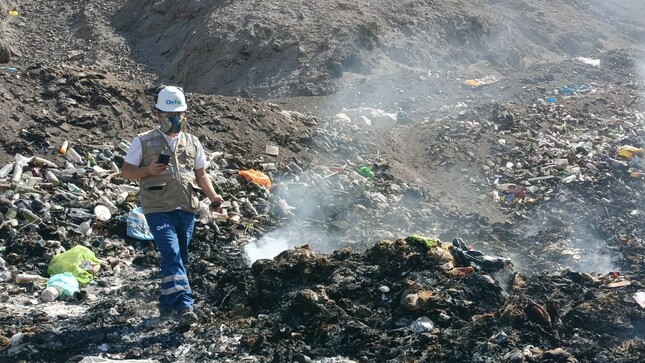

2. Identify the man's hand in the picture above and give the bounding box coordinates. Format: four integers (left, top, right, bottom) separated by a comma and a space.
147, 161, 168, 176
209, 195, 224, 211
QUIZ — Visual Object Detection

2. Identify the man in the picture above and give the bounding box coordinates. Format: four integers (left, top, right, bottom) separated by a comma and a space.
120, 85, 223, 326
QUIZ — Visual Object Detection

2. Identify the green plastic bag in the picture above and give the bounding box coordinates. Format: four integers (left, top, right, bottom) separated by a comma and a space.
406, 234, 439, 249
47, 245, 101, 285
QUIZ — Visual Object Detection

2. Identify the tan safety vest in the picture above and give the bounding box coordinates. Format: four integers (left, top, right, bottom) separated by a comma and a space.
137, 129, 200, 215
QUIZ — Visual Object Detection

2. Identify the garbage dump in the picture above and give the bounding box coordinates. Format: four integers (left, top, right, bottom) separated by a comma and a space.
1, 49, 645, 362
2, 0, 645, 362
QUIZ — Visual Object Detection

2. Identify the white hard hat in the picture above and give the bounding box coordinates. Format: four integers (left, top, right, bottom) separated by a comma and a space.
154, 86, 187, 112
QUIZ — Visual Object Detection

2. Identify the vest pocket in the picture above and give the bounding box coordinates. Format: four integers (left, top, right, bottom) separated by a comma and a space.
147, 183, 167, 192
188, 182, 201, 210
142, 182, 168, 209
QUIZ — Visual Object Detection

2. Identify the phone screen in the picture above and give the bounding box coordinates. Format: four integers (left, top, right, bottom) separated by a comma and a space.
158, 154, 170, 164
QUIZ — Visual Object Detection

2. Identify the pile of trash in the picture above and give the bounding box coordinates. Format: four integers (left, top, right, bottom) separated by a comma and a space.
2, 56, 645, 363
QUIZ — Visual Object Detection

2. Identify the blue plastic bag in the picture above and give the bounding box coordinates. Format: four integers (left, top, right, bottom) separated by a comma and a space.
47, 272, 80, 298
558, 83, 590, 96
126, 206, 154, 240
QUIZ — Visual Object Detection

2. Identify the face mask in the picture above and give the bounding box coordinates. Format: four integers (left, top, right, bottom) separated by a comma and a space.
160, 114, 185, 134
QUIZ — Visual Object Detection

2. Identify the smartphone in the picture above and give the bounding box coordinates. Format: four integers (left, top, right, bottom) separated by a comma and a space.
157, 154, 170, 164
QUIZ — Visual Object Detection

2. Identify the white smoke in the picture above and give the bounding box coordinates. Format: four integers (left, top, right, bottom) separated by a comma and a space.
243, 234, 290, 265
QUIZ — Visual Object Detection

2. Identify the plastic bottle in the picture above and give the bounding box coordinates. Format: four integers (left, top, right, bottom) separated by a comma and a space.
0, 163, 14, 178
14, 273, 48, 284
98, 150, 114, 161
117, 140, 131, 153
15, 184, 43, 195
41, 286, 62, 302
65, 148, 84, 165
97, 195, 118, 214
261, 162, 277, 171
31, 157, 58, 168
0, 196, 14, 208
18, 207, 41, 224
76, 220, 92, 235
44, 170, 60, 187
91, 165, 109, 176
62, 168, 88, 178
59, 140, 69, 155
4, 208, 17, 220
68, 208, 95, 219
86, 153, 97, 167
116, 191, 129, 205
66, 183, 86, 196
11, 154, 28, 188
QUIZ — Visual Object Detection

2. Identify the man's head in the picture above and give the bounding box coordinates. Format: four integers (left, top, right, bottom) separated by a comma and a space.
153, 85, 187, 134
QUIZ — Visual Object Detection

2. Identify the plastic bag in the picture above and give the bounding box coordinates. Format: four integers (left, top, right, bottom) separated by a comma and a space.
617, 145, 645, 160
126, 206, 154, 240
406, 234, 438, 249
239, 169, 272, 189
451, 238, 512, 272
47, 272, 80, 298
47, 245, 101, 285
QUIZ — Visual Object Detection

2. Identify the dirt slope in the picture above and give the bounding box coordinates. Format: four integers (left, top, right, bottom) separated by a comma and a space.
110, 0, 645, 100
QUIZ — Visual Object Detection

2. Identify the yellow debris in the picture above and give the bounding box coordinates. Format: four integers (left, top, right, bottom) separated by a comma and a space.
463, 79, 480, 88
8, 10, 19, 16
617, 145, 645, 160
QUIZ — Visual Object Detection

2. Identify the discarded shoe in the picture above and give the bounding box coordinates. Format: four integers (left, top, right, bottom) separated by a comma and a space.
178, 307, 198, 326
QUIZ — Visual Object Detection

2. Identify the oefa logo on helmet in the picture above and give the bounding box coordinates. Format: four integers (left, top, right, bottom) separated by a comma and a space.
155, 85, 187, 112
166, 99, 183, 106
